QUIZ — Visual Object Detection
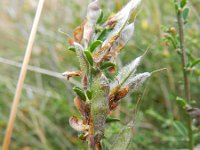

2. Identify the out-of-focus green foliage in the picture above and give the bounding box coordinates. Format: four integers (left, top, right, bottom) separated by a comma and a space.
0, 0, 199, 149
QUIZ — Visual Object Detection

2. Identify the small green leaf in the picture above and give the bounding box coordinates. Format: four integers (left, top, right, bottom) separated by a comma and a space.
175, 3, 179, 11
182, 7, 189, 21
191, 58, 200, 68
90, 40, 103, 52
97, 28, 112, 41
68, 46, 76, 52
180, 0, 187, 8
73, 86, 86, 101
97, 10, 104, 24
78, 133, 85, 140
84, 50, 93, 66
176, 97, 189, 109
106, 117, 120, 123
100, 62, 116, 70
173, 121, 188, 137
86, 90, 92, 100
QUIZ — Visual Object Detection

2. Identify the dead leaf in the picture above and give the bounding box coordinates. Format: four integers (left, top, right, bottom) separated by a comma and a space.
69, 116, 89, 132
62, 71, 81, 80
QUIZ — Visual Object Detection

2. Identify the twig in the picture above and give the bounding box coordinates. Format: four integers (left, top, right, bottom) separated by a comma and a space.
175, 0, 193, 149
2, 0, 45, 149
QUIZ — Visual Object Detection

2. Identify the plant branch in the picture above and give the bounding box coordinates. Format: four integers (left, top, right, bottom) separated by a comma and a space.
175, 0, 193, 149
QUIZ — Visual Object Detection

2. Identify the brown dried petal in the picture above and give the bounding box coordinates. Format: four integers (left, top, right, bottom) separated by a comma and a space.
69, 116, 89, 132
62, 71, 81, 80
73, 23, 84, 43
74, 96, 86, 116
114, 86, 129, 101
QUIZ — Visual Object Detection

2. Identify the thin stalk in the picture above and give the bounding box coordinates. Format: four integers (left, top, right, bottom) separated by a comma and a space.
175, 0, 193, 149
2, 0, 45, 149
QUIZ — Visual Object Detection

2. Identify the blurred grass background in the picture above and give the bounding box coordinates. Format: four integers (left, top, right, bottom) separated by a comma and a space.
0, 0, 200, 149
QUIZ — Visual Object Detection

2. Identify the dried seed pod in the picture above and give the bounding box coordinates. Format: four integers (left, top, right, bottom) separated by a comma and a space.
110, 122, 134, 150
110, 55, 143, 90
108, 23, 135, 60
123, 72, 151, 91
83, 0, 101, 43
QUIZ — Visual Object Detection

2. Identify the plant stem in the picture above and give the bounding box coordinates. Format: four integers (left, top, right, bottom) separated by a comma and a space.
2, 0, 45, 149
175, 1, 193, 149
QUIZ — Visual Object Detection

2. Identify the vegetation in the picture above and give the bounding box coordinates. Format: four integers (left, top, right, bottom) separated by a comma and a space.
0, 0, 200, 149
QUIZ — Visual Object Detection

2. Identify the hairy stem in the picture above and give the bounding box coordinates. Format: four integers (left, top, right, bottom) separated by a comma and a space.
175, 1, 193, 149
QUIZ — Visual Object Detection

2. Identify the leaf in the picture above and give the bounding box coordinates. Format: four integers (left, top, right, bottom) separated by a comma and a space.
86, 90, 92, 100
100, 62, 116, 70
97, 10, 104, 24
73, 86, 86, 101
182, 7, 189, 21
176, 97, 188, 109
97, 28, 112, 41
69, 116, 89, 132
90, 40, 103, 52
68, 46, 76, 52
110, 122, 133, 150
146, 109, 165, 122
106, 117, 120, 123
173, 121, 187, 137
180, 0, 187, 8
78, 132, 88, 140
73, 42, 90, 73
84, 50, 93, 66
191, 58, 200, 68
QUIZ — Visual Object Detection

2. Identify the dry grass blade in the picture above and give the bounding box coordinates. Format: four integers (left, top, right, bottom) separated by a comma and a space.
2, 0, 45, 149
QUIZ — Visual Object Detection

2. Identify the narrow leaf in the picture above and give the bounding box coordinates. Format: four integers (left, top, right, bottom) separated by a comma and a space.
68, 46, 76, 52
97, 10, 104, 24
106, 117, 120, 123
84, 50, 94, 66
182, 7, 189, 21
191, 58, 200, 68
73, 86, 86, 101
180, 0, 187, 8
100, 62, 116, 70
173, 121, 188, 137
90, 40, 103, 52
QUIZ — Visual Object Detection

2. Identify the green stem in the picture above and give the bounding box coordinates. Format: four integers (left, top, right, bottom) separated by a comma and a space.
175, 1, 193, 149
